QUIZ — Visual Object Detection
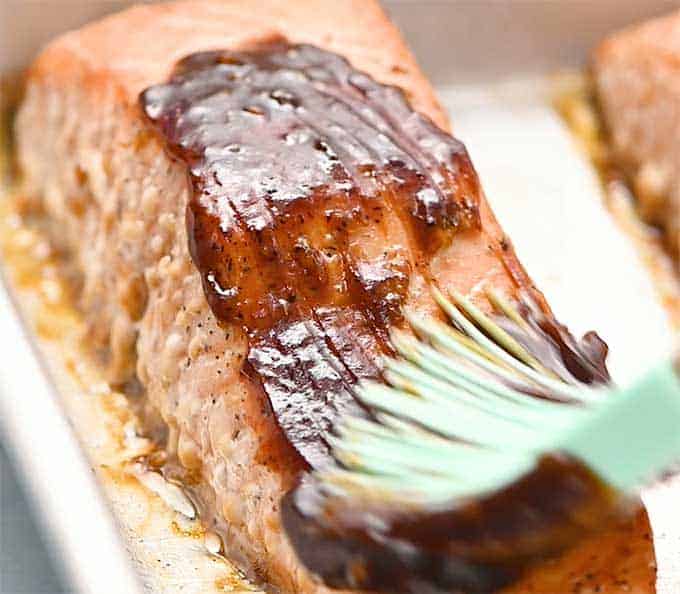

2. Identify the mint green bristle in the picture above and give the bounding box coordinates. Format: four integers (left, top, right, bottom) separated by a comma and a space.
485, 288, 529, 329
319, 288, 680, 508
404, 312, 592, 402
433, 286, 549, 376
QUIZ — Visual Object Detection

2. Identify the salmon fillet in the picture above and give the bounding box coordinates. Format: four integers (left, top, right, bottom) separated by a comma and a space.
594, 9, 680, 258
15, 1, 656, 593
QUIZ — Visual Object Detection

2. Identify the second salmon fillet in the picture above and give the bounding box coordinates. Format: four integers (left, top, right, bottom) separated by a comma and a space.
594, 9, 680, 258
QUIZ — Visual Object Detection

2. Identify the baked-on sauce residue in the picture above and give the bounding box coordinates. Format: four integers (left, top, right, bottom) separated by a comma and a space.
141, 39, 480, 467
141, 41, 617, 593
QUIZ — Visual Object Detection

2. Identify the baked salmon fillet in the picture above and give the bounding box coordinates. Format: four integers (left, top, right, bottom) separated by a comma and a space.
16, 1, 656, 593
594, 9, 680, 258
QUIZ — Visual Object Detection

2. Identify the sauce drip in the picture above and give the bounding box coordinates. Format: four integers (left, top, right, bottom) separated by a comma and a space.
497, 298, 610, 386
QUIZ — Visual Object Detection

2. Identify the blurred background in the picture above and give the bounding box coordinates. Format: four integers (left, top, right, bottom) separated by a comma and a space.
2, 0, 679, 85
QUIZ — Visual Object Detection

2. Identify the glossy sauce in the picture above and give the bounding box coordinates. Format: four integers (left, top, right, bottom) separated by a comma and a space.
141, 40, 479, 333
280, 292, 617, 593
283, 455, 620, 594
141, 42, 618, 593
141, 40, 481, 468
497, 297, 610, 386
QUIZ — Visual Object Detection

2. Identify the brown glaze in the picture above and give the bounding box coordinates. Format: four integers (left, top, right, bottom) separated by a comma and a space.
281, 293, 619, 593
141, 39, 479, 334
141, 42, 618, 593
498, 298, 610, 386
283, 456, 622, 594
141, 39, 480, 469
246, 307, 383, 468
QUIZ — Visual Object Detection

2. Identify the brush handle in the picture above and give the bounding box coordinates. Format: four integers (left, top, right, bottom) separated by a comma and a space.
562, 360, 680, 492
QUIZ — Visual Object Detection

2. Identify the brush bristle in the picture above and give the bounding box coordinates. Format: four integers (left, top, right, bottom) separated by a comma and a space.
316, 289, 609, 506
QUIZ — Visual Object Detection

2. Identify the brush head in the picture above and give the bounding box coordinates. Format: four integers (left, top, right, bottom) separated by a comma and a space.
316, 288, 619, 507
284, 288, 680, 593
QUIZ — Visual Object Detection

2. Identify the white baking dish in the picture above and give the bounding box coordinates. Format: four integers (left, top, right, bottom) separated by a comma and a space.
1, 2, 678, 593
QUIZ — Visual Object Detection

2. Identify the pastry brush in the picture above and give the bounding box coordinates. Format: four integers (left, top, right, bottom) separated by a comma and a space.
317, 288, 680, 509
